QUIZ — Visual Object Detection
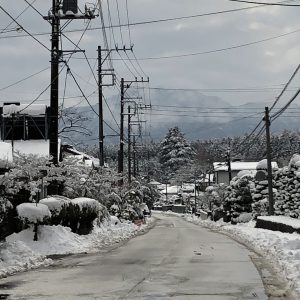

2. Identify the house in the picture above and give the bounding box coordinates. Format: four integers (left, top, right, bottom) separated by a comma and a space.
0, 102, 60, 159
196, 174, 215, 191
61, 144, 99, 168
213, 161, 278, 185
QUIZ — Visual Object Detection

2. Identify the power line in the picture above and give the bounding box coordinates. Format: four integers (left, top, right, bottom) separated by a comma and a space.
229, 0, 300, 6
269, 64, 300, 111
125, 0, 132, 45
122, 29, 300, 60
0, 0, 36, 34
133, 85, 298, 93
1, 1, 294, 40
0, 66, 49, 92
271, 88, 300, 121
70, 28, 300, 61
0, 5, 50, 51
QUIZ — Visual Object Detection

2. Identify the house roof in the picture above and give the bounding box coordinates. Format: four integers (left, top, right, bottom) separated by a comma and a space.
2, 104, 47, 116
213, 161, 278, 171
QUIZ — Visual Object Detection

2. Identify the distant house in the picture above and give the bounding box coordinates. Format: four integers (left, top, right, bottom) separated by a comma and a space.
61, 144, 99, 168
213, 161, 278, 185
196, 174, 215, 191
0, 102, 60, 159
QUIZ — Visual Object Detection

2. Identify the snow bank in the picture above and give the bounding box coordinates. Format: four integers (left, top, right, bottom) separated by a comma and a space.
0, 241, 52, 278
17, 203, 51, 223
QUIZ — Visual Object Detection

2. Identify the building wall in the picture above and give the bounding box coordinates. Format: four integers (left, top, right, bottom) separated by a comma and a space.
215, 170, 239, 185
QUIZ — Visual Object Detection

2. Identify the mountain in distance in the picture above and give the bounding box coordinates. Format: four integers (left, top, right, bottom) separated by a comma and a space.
66, 90, 300, 144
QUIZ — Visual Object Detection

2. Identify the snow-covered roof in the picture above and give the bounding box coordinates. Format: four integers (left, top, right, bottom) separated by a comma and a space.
213, 161, 278, 171
160, 185, 178, 195
62, 145, 99, 167
148, 180, 161, 185
2, 104, 47, 116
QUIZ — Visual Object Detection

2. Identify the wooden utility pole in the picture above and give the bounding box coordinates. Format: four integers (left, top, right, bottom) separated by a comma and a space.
264, 106, 274, 215
118, 77, 149, 183
97, 46, 104, 166
227, 148, 232, 183
128, 106, 132, 183
133, 136, 136, 178
118, 78, 125, 177
49, 0, 60, 165
46, 1, 95, 165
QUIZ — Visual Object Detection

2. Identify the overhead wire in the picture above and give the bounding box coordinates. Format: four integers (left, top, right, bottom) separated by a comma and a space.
0, 0, 36, 34
229, 0, 300, 6
0, 66, 50, 92
269, 64, 300, 111
0, 5, 50, 51
1, 0, 298, 40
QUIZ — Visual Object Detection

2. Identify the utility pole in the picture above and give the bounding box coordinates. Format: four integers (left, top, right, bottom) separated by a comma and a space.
128, 106, 132, 183
49, 0, 60, 165
45, 1, 95, 165
133, 136, 136, 178
97, 46, 104, 167
119, 78, 125, 177
264, 106, 274, 215
97, 46, 130, 166
226, 148, 232, 183
118, 77, 149, 183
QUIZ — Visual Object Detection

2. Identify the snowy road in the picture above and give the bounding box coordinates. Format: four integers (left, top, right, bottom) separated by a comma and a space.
0, 214, 267, 299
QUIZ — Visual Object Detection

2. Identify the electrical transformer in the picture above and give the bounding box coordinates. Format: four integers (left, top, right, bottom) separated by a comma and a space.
62, 0, 78, 14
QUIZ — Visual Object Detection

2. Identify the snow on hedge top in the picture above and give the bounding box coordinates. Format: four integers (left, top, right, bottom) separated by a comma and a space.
72, 197, 102, 212
3, 104, 46, 116
236, 170, 256, 179
257, 216, 300, 229
17, 203, 51, 223
256, 159, 278, 170
39, 197, 69, 213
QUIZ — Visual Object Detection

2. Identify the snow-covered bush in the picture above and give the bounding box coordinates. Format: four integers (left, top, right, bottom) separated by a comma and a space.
70, 197, 109, 234
17, 203, 51, 225
0, 198, 15, 241
273, 155, 300, 219
16, 203, 51, 239
223, 173, 254, 223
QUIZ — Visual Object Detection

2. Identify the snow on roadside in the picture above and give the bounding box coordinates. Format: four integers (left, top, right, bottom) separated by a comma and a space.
0, 241, 52, 278
1, 217, 154, 278
182, 214, 300, 298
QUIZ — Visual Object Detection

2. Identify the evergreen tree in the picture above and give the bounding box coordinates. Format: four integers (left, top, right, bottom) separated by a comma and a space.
159, 127, 194, 176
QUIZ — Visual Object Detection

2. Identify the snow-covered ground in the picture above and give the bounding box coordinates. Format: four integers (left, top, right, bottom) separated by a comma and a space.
0, 217, 153, 279
180, 213, 300, 298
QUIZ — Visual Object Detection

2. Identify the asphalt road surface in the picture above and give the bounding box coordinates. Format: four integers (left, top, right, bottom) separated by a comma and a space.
0, 214, 267, 300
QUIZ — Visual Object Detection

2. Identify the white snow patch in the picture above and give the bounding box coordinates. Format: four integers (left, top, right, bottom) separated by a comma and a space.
39, 197, 68, 214
0, 240, 52, 278
17, 203, 51, 223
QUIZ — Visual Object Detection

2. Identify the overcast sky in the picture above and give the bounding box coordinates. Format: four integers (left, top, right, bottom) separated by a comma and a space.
1, 0, 300, 135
